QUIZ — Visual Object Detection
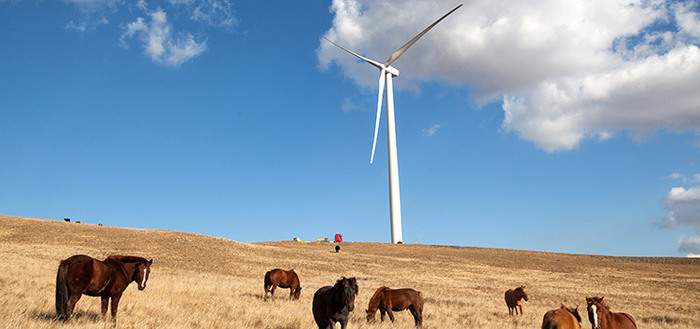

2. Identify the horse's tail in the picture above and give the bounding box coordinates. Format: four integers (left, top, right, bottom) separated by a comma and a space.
264, 271, 271, 289
55, 260, 70, 320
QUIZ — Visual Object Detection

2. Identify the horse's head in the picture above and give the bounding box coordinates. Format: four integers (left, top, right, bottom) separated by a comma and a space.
519, 285, 529, 301
293, 286, 302, 300
586, 296, 605, 329
136, 259, 153, 291
366, 308, 376, 322
336, 276, 358, 311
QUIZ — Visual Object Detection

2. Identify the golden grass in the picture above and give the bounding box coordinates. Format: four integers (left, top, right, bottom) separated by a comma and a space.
0, 215, 698, 329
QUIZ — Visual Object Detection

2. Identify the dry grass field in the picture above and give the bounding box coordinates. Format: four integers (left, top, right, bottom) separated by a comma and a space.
1, 215, 698, 329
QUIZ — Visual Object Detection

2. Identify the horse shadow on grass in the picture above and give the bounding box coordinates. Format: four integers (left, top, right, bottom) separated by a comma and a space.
31, 309, 102, 323
242, 292, 265, 301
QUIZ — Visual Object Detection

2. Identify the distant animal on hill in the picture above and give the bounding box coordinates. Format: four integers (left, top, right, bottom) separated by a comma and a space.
366, 286, 424, 327
335, 245, 340, 253
63, 218, 70, 222
542, 304, 582, 329
505, 285, 529, 315
264, 268, 301, 301
55, 254, 152, 324
312, 276, 358, 329
585, 296, 637, 329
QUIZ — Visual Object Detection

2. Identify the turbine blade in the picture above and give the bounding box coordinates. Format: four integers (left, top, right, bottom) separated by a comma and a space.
370, 70, 386, 164
384, 4, 463, 67
323, 37, 383, 70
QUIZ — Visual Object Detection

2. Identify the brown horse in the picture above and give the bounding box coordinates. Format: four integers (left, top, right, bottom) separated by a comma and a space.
264, 268, 301, 301
312, 277, 358, 329
505, 285, 529, 315
542, 304, 582, 329
585, 296, 637, 329
55, 254, 152, 323
366, 286, 424, 327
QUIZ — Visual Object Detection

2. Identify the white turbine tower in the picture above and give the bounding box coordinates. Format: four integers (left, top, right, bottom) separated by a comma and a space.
325, 4, 462, 244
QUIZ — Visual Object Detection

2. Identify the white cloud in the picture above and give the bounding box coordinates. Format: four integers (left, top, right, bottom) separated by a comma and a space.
121, 8, 207, 67
54, 0, 234, 66
341, 97, 362, 112
422, 124, 441, 138
168, 0, 238, 28
678, 236, 700, 254
318, 0, 700, 151
665, 173, 687, 181
658, 186, 700, 254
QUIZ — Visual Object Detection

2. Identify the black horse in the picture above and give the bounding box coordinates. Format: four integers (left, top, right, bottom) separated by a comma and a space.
312, 277, 358, 329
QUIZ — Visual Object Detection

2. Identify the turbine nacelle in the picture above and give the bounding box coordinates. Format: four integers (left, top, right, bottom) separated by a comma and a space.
383, 65, 400, 77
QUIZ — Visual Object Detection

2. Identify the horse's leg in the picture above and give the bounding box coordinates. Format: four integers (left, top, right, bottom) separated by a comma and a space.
387, 309, 396, 323
101, 297, 109, 320
409, 305, 422, 327
270, 284, 277, 300
66, 291, 82, 319
289, 287, 293, 300
380, 309, 386, 322
264, 284, 270, 301
339, 318, 348, 329
110, 293, 122, 326
518, 304, 523, 316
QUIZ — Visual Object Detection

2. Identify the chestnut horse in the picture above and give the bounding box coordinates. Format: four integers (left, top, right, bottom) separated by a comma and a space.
542, 304, 582, 329
585, 296, 637, 329
312, 277, 358, 329
505, 285, 529, 315
264, 268, 301, 300
55, 254, 152, 323
366, 286, 424, 327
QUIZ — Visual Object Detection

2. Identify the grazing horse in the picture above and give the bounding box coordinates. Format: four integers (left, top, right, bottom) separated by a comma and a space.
585, 296, 637, 329
505, 285, 529, 315
264, 268, 301, 301
366, 286, 424, 327
312, 277, 358, 329
542, 304, 582, 329
55, 254, 152, 323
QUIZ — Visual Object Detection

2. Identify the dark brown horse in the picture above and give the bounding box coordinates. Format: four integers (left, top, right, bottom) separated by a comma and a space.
264, 268, 301, 301
505, 285, 529, 315
585, 296, 637, 329
312, 277, 358, 329
55, 254, 152, 323
366, 286, 424, 327
542, 304, 582, 329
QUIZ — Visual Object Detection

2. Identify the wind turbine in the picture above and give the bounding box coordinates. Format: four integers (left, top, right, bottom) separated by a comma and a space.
325, 4, 462, 244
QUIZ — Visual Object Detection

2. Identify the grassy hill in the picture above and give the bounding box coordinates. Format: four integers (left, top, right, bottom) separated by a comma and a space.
1, 215, 698, 329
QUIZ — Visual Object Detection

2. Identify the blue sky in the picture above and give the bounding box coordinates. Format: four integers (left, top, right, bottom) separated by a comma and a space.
1, 0, 699, 257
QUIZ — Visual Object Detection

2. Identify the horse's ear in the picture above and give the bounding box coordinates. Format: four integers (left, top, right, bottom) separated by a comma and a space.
600, 296, 604, 302
148, 259, 153, 266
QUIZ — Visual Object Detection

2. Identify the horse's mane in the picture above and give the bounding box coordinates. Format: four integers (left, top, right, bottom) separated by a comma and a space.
107, 255, 148, 264
331, 277, 358, 303
367, 286, 390, 311
561, 304, 582, 323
